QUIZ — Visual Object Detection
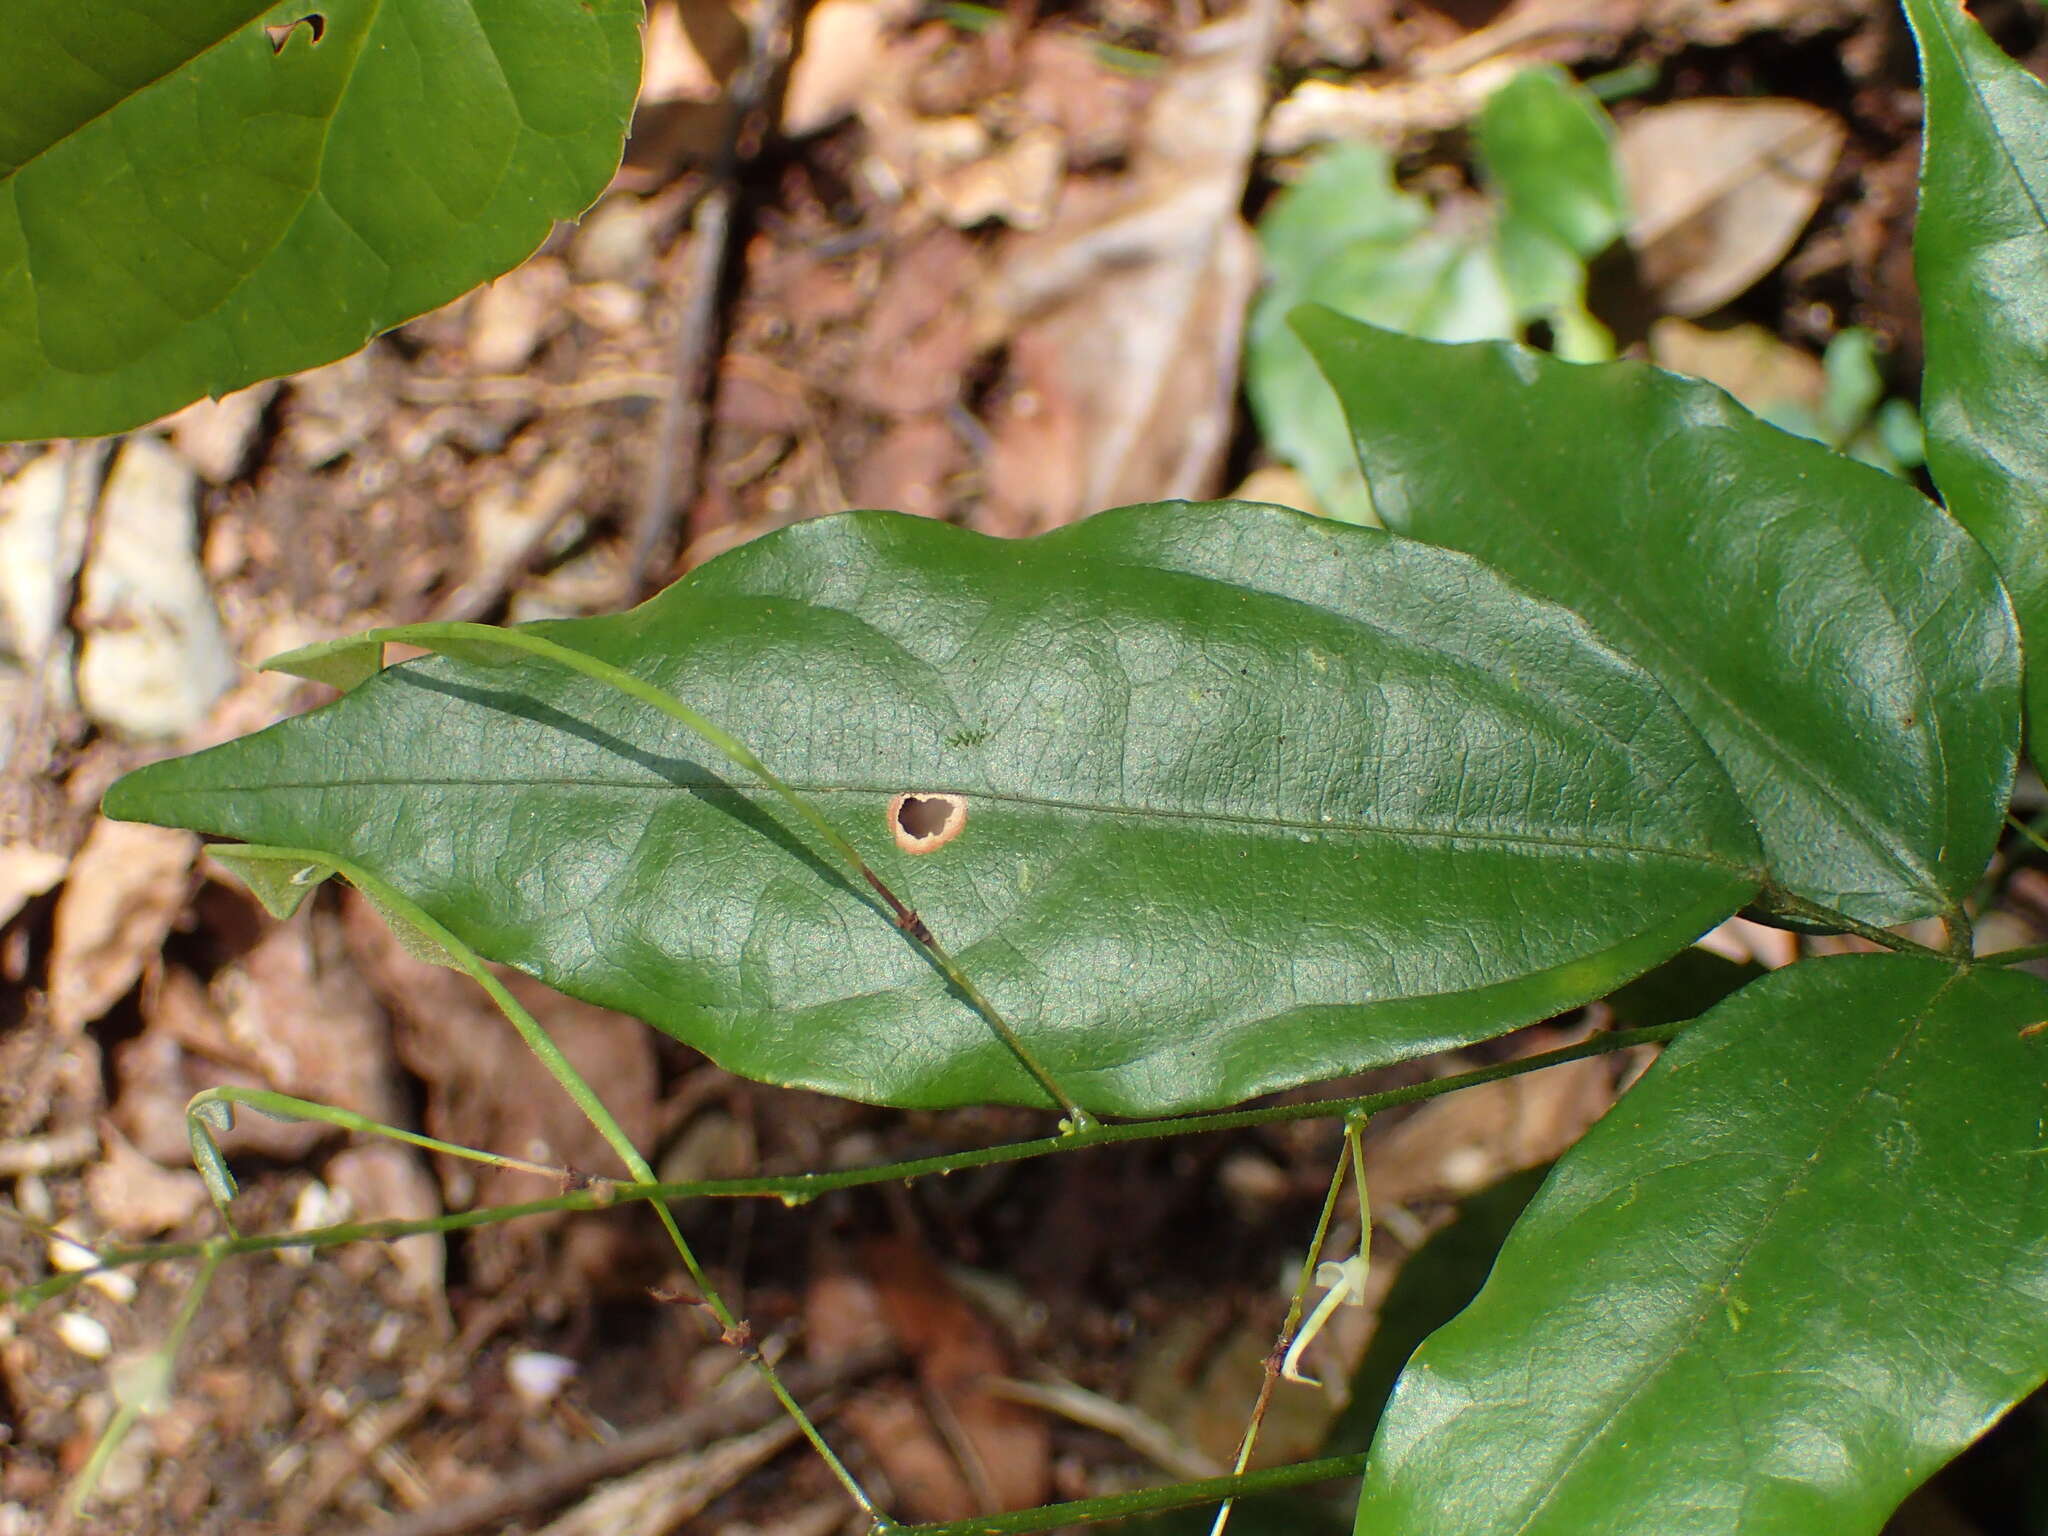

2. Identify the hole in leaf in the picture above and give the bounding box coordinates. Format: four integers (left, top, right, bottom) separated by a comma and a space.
889, 793, 967, 854
265, 14, 326, 53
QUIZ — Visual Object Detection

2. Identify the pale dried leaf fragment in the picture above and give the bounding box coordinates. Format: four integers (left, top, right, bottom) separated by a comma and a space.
1263, 57, 1523, 154
75, 435, 239, 739
783, 0, 918, 136
1362, 1027, 1630, 1210
1618, 97, 1846, 317
49, 818, 198, 1033
161, 383, 277, 484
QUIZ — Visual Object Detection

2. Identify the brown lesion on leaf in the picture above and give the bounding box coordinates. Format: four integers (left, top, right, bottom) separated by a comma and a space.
888, 792, 967, 854
265, 14, 326, 53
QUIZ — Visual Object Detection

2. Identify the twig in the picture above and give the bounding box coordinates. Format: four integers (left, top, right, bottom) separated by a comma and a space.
276, 1289, 532, 1533
370, 1346, 888, 1536
0, 1122, 97, 1176
625, 0, 796, 595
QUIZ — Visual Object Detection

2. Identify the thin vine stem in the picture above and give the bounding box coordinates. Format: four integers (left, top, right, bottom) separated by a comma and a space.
309, 621, 1091, 1129
1208, 1116, 1359, 1536
1762, 888, 1954, 958
14, 1022, 1682, 1306
181, 844, 882, 1520
890, 1451, 1370, 1535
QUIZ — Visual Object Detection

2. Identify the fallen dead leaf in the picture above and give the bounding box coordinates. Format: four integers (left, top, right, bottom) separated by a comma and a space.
160, 383, 278, 485
1649, 316, 1827, 415
1363, 1026, 1635, 1210
1262, 56, 1524, 154
342, 891, 659, 1294
861, 1236, 1049, 1516
842, 1383, 981, 1522
111, 907, 401, 1166
48, 818, 198, 1034
468, 260, 574, 374
783, 0, 919, 137
84, 1120, 208, 1239
980, 0, 1277, 530
1618, 97, 1846, 317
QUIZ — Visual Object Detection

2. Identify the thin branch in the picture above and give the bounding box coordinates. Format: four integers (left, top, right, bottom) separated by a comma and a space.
16, 1022, 1682, 1303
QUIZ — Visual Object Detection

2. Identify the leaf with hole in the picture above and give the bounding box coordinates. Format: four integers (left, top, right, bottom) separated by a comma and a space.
1294, 309, 2019, 928
1356, 953, 2048, 1535
0, 0, 641, 440
104, 503, 1763, 1116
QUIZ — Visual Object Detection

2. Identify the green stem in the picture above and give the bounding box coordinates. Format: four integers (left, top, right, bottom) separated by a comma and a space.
68, 1242, 225, 1516
1764, 889, 1948, 958
185, 845, 882, 1520
15, 1022, 1681, 1307
328, 623, 1091, 1128
891, 1452, 1369, 1535
1208, 1124, 1355, 1536
1981, 941, 2048, 968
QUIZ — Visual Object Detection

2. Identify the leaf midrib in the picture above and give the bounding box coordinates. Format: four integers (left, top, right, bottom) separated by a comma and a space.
136, 772, 1762, 875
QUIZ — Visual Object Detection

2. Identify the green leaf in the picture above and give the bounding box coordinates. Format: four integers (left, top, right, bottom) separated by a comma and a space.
1478, 66, 1626, 336
1355, 953, 2048, 1534
1903, 0, 2048, 765
205, 844, 333, 920
0, 0, 641, 441
1294, 310, 2019, 927
103, 503, 1764, 1117
1479, 68, 1627, 260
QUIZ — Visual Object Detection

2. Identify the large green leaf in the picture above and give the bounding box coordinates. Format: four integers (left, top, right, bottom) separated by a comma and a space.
0, 0, 641, 441
104, 503, 1763, 1117
1295, 310, 2019, 928
1355, 953, 2048, 1534
1904, 0, 2048, 763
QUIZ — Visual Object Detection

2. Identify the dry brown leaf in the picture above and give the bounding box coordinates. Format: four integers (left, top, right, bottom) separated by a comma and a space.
1619, 98, 1846, 317
783, 0, 919, 137
160, 383, 277, 484
0, 844, 67, 930
842, 1382, 979, 1522
1262, 56, 1523, 154
48, 817, 197, 1033
979, 0, 1277, 531
1648, 317, 1826, 415
111, 909, 400, 1165
84, 1120, 208, 1237
74, 435, 239, 740
861, 1236, 1049, 1516
467, 259, 573, 374
1363, 1027, 1638, 1210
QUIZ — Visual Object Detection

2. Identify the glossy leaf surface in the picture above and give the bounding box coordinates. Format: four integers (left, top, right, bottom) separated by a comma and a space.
1356, 953, 2048, 1534
1904, 0, 2048, 762
1296, 309, 2019, 927
0, 0, 640, 440
105, 503, 1762, 1116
